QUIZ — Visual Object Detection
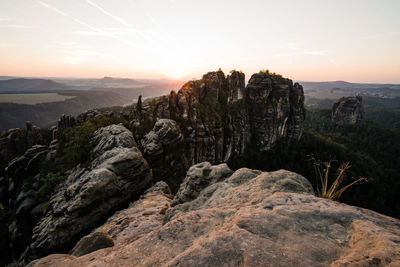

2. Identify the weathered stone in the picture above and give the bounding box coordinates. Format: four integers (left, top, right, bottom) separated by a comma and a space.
71, 181, 172, 249
25, 124, 152, 262
29, 165, 400, 267
171, 161, 233, 206
57, 115, 76, 133
141, 119, 188, 192
16, 196, 36, 217
70, 231, 114, 257
90, 124, 137, 160
331, 96, 364, 125
227, 70, 245, 101
137, 70, 305, 164
75, 109, 100, 124
246, 72, 305, 149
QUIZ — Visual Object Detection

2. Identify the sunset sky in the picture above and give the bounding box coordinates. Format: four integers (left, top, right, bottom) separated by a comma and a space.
1, 0, 399, 82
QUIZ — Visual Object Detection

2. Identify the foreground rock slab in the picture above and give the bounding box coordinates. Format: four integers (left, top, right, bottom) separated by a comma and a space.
30, 163, 400, 267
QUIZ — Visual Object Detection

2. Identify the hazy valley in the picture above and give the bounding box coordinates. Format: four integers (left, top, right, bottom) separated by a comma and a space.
0, 77, 183, 130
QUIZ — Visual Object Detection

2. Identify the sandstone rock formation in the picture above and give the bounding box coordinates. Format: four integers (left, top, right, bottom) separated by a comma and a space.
24, 124, 153, 262
137, 70, 305, 165
3, 145, 49, 255
141, 119, 188, 192
0, 121, 46, 164
245, 72, 305, 148
29, 163, 400, 267
331, 96, 364, 125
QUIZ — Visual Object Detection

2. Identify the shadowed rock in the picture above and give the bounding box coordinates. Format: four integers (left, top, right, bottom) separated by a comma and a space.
141, 119, 188, 192
25, 124, 152, 262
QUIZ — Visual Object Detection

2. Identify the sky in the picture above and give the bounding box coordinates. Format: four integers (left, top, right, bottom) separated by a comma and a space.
0, 0, 399, 83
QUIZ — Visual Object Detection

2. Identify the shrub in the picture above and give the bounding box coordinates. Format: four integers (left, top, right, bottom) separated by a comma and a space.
37, 114, 128, 201
35, 172, 66, 202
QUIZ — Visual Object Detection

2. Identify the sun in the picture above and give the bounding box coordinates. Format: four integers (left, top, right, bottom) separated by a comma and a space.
170, 67, 183, 79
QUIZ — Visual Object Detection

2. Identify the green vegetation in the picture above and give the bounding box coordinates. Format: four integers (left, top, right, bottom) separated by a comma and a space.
0, 93, 76, 105
37, 114, 128, 202
364, 108, 400, 129
42, 114, 127, 174
258, 69, 286, 82
229, 109, 400, 218
35, 172, 66, 203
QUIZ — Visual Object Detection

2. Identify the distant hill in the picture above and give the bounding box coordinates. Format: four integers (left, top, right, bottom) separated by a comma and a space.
300, 81, 400, 91
0, 76, 16, 80
100, 76, 140, 85
0, 78, 68, 93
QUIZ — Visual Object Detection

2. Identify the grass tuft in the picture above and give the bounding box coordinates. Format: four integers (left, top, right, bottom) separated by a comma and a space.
312, 157, 369, 200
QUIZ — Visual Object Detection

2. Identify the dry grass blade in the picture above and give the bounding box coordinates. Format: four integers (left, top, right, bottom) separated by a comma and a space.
312, 158, 369, 201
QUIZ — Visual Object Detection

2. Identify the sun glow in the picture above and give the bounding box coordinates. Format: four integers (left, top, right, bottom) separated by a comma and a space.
169, 66, 183, 79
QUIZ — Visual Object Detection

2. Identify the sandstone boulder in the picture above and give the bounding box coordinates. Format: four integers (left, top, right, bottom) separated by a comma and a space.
70, 231, 114, 257
141, 119, 188, 192
25, 124, 152, 262
90, 124, 137, 160
171, 161, 233, 206
29, 164, 400, 266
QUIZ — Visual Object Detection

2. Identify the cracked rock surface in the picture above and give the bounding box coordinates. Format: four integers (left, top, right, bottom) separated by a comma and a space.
29, 163, 400, 267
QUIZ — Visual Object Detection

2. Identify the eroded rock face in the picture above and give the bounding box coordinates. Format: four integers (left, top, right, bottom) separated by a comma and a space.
227, 70, 245, 101
74, 181, 172, 247
24, 124, 152, 262
246, 72, 305, 149
90, 124, 137, 160
29, 164, 400, 267
3, 145, 49, 256
141, 119, 187, 192
0, 122, 46, 164
142, 70, 305, 164
171, 162, 233, 206
331, 96, 364, 125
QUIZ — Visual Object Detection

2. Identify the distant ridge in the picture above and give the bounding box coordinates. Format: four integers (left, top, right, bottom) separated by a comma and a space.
300, 81, 400, 91
0, 78, 68, 93
100, 76, 140, 85
0, 76, 16, 80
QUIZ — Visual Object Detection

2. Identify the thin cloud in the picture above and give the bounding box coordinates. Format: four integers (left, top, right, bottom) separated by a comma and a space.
34, 0, 143, 48
145, 12, 181, 49
73, 27, 157, 38
86, 0, 129, 26
85, 0, 154, 41
50, 42, 112, 65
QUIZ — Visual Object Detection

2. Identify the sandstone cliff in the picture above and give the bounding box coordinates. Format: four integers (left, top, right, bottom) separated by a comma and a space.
331, 96, 364, 125
29, 163, 400, 267
135, 70, 305, 168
